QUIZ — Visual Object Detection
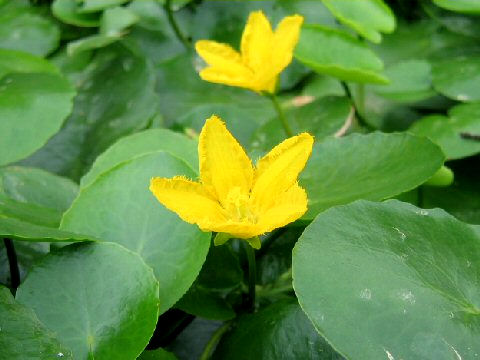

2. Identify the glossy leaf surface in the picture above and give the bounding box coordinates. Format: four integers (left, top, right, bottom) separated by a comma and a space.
293, 200, 480, 360
61, 151, 210, 313
16, 242, 159, 360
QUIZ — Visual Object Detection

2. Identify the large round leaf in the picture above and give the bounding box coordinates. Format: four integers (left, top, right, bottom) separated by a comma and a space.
322, 0, 395, 43
80, 129, 198, 188
409, 103, 480, 160
213, 300, 343, 360
300, 132, 445, 219
0, 285, 73, 359
16, 242, 159, 360
61, 151, 210, 313
293, 200, 480, 360
0, 72, 75, 166
295, 25, 388, 84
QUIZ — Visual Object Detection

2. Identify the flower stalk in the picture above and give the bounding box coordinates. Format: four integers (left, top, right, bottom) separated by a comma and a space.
3, 238, 20, 294
244, 240, 258, 312
264, 92, 293, 137
164, 0, 190, 50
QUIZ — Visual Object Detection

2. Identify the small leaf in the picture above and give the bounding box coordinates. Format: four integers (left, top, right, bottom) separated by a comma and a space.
433, 0, 480, 14
0, 8, 60, 56
432, 55, 480, 102
371, 59, 435, 102
52, 0, 101, 27
322, 0, 395, 43
295, 25, 389, 84
293, 199, 480, 360
409, 103, 480, 160
16, 242, 159, 360
0, 72, 75, 166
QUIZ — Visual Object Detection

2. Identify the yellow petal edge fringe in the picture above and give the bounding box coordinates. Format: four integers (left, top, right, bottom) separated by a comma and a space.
150, 115, 313, 248
195, 11, 304, 93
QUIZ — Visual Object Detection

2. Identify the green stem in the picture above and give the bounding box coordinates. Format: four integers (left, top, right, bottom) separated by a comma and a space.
3, 238, 20, 294
244, 242, 257, 312
265, 93, 293, 137
199, 322, 231, 360
340, 81, 374, 131
164, 0, 190, 50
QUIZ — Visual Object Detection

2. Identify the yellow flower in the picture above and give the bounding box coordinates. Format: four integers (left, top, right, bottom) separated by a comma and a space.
195, 11, 304, 93
150, 115, 313, 249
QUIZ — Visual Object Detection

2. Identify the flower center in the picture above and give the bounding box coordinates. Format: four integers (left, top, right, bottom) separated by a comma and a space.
224, 187, 257, 223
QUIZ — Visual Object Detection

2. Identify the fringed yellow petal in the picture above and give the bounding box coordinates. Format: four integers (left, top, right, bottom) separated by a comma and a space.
251, 133, 313, 212
199, 67, 254, 90
149, 176, 227, 227
201, 221, 262, 239
240, 10, 273, 72
272, 15, 304, 74
199, 115, 254, 205
257, 184, 307, 234
195, 40, 252, 78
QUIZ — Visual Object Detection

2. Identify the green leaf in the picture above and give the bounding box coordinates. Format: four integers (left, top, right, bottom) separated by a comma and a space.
138, 348, 177, 360
80, 129, 198, 188
176, 285, 235, 321
0, 241, 49, 285
371, 59, 435, 102
0, 166, 78, 213
0, 49, 58, 78
0, 8, 60, 57
101, 6, 139, 35
20, 46, 159, 180
300, 132, 445, 219
67, 35, 120, 57
16, 242, 159, 360
293, 199, 480, 360
250, 96, 351, 153
196, 244, 242, 290
433, 0, 480, 14
52, 0, 101, 27
432, 55, 480, 102
409, 103, 480, 160
0, 286, 73, 359
61, 151, 210, 313
424, 165, 454, 187
295, 25, 389, 84
212, 300, 343, 360
79, 0, 129, 13
0, 216, 95, 242
155, 54, 273, 147
322, 0, 395, 43
0, 72, 75, 166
